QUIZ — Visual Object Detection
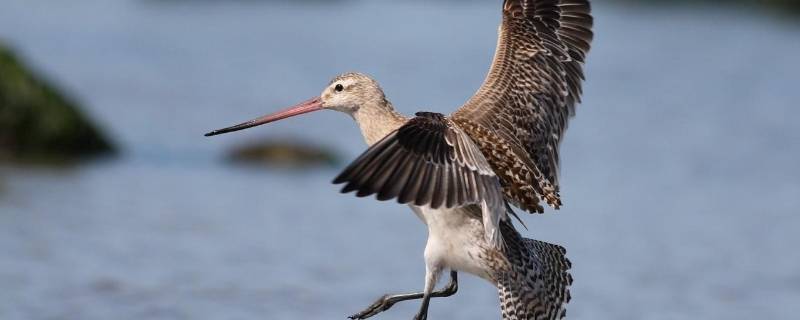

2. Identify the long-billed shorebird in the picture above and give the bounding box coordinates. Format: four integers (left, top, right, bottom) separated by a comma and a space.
206, 1, 592, 319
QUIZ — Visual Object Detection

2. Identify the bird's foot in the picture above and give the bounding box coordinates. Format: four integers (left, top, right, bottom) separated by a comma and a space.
348, 295, 397, 320
413, 312, 427, 320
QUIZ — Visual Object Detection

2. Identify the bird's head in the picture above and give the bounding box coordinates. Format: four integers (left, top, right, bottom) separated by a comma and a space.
204, 72, 390, 137
321, 72, 389, 115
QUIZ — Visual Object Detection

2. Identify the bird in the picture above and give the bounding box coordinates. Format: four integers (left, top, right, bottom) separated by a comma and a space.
205, 1, 593, 319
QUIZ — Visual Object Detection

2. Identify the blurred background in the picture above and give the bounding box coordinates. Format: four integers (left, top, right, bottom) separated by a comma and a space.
1, 0, 799, 319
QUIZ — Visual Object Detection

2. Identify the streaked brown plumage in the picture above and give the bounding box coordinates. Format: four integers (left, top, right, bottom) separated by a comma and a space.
205, 1, 593, 319
333, 1, 592, 318
495, 221, 573, 320
335, 0, 593, 216
453, 0, 593, 214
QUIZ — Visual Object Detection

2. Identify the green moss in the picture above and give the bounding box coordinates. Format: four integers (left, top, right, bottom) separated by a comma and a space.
0, 43, 115, 162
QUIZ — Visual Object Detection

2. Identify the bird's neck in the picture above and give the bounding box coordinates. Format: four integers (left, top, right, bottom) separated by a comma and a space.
351, 100, 407, 146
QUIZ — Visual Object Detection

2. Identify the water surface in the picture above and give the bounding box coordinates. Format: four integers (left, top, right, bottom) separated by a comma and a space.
1, 1, 799, 319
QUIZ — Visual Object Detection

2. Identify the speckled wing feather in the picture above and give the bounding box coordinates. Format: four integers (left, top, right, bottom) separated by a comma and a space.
452, 0, 593, 214
495, 221, 573, 320
333, 112, 507, 248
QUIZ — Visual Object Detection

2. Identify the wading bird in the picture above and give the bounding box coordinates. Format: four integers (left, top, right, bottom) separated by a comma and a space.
205, 1, 592, 319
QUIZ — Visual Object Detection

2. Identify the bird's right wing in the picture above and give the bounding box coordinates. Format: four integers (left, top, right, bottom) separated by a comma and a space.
333, 112, 507, 248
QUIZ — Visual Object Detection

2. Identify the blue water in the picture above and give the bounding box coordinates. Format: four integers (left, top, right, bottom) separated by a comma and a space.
1, 1, 799, 319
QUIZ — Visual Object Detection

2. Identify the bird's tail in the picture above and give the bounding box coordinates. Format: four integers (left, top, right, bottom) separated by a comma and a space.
495, 223, 573, 320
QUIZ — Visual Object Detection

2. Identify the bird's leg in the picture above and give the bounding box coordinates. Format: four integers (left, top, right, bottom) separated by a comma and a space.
348, 271, 457, 320
412, 265, 442, 320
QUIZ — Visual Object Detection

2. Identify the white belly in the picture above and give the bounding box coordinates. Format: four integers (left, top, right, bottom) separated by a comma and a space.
410, 205, 494, 281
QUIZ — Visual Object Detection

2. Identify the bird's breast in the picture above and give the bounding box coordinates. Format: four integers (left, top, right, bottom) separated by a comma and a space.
410, 205, 495, 281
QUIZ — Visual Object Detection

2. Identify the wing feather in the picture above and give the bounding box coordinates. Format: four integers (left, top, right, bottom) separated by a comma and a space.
452, 0, 593, 214
333, 112, 508, 248
378, 151, 414, 200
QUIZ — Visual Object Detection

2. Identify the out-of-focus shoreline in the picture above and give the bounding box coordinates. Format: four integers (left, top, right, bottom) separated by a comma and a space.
616, 0, 800, 16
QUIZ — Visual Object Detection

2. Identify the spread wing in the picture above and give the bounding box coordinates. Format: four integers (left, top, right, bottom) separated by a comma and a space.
333, 112, 507, 248
451, 0, 593, 214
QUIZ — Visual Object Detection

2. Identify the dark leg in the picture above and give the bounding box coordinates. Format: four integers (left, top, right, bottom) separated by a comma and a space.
412, 266, 443, 320
348, 271, 458, 320
413, 293, 431, 320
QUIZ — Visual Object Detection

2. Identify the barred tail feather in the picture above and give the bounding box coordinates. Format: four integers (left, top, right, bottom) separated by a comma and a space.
497, 225, 573, 320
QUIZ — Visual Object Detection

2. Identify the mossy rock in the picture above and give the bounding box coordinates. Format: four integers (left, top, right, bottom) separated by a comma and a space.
0, 43, 115, 162
226, 140, 340, 168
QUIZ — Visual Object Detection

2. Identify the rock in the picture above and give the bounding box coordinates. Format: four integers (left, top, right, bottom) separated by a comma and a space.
0, 42, 115, 162
226, 140, 340, 168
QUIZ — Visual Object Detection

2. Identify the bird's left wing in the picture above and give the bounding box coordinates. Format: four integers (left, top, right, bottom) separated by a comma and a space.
333, 112, 507, 248
451, 0, 593, 214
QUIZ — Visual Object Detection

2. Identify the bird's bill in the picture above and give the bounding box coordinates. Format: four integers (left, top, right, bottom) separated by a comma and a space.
204, 97, 323, 137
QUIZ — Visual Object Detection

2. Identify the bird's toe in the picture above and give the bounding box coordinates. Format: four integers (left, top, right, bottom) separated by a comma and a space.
349, 295, 395, 319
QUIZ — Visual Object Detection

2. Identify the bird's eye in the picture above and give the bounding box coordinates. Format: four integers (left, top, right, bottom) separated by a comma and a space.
335, 84, 344, 92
